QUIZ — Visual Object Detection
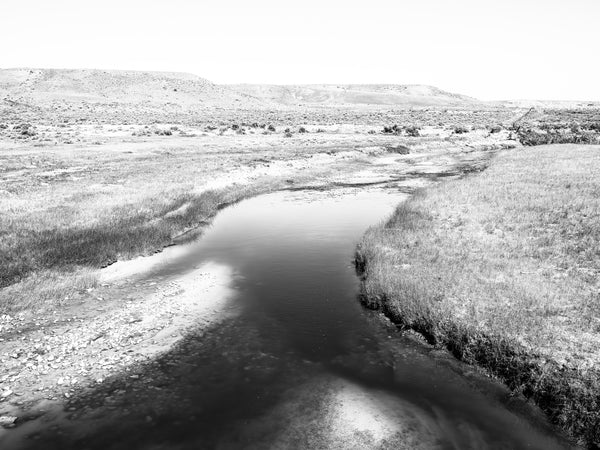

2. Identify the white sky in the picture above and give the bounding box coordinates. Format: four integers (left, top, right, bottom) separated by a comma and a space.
1, 0, 598, 100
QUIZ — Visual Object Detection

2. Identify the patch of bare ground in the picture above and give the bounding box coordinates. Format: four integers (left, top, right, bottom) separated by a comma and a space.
356, 144, 600, 448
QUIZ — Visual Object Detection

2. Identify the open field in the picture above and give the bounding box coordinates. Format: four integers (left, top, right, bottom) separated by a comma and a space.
356, 144, 600, 447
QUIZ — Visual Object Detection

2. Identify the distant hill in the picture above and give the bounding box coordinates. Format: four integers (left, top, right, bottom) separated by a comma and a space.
0, 69, 264, 108
227, 84, 481, 107
494, 99, 600, 109
0, 69, 486, 110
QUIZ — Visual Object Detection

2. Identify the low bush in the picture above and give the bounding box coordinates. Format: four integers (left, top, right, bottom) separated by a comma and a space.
382, 124, 402, 135
404, 125, 420, 137
13, 123, 36, 137
517, 129, 600, 146
385, 145, 410, 154
453, 126, 469, 134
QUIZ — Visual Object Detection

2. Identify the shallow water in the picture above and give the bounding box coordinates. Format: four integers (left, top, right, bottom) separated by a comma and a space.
132, 187, 570, 449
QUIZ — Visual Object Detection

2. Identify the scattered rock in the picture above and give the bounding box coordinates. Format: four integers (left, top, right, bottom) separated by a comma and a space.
0, 415, 17, 428
1, 389, 13, 399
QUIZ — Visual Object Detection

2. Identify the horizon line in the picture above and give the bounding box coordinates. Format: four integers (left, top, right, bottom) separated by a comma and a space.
2, 67, 599, 104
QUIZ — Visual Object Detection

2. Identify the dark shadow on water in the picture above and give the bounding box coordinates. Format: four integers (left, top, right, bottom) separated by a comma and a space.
13, 315, 317, 450
8, 309, 573, 450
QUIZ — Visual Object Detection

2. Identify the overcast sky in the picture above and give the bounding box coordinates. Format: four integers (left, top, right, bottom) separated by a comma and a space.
1, 0, 598, 100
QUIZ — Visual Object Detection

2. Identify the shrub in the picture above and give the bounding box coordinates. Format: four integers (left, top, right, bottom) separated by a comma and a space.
382, 124, 402, 135
517, 128, 600, 146
587, 122, 600, 132
298, 126, 307, 133
267, 124, 276, 132
386, 145, 410, 154
14, 123, 36, 137
404, 125, 421, 137
453, 126, 469, 134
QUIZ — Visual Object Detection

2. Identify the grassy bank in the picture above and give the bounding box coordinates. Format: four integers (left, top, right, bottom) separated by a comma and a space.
356, 144, 600, 448
0, 184, 279, 312
0, 135, 344, 313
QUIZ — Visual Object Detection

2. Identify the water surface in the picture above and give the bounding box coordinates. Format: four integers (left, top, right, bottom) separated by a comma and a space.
134, 187, 570, 449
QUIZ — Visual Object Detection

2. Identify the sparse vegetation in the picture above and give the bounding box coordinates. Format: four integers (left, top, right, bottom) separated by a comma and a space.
13, 123, 37, 137
515, 128, 600, 146
452, 126, 469, 134
385, 145, 410, 154
511, 108, 600, 146
382, 124, 421, 137
404, 125, 420, 137
356, 144, 600, 447
382, 124, 402, 135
